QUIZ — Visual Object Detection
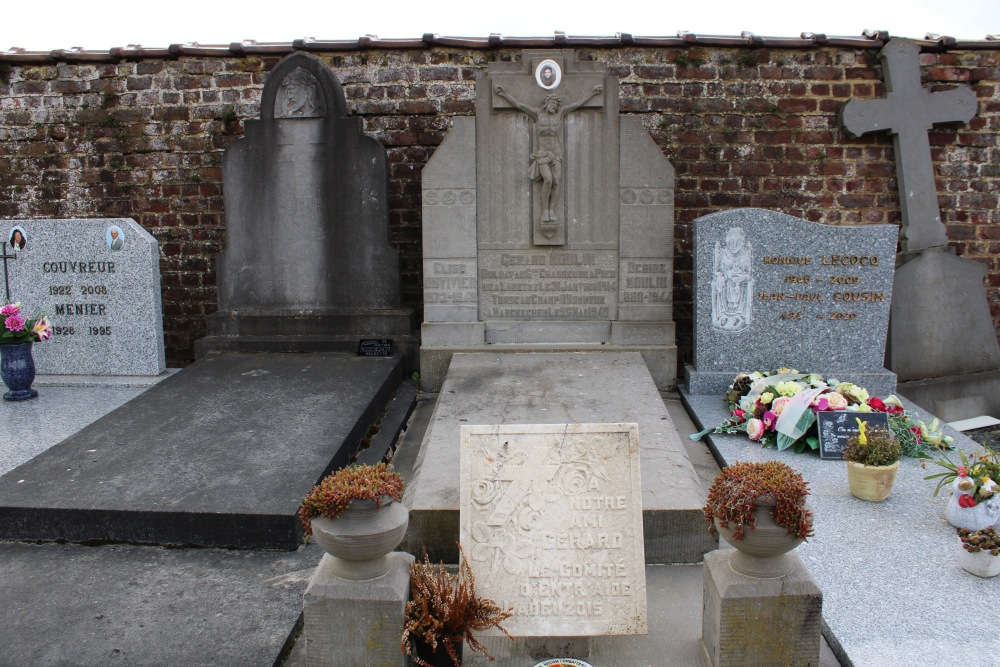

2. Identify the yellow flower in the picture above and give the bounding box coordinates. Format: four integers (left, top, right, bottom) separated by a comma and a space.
760, 392, 774, 405
775, 381, 803, 397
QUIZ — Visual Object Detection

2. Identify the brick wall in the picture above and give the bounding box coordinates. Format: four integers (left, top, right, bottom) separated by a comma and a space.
1, 45, 997, 368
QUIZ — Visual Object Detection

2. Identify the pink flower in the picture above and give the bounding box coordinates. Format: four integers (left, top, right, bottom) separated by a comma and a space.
0, 303, 20, 317
762, 410, 778, 431
729, 408, 747, 425
825, 392, 849, 410
746, 418, 765, 441
771, 396, 792, 416
958, 494, 978, 508
32, 317, 52, 341
4, 314, 25, 332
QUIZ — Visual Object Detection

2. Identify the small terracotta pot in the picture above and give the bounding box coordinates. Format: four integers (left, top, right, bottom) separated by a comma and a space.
846, 460, 899, 502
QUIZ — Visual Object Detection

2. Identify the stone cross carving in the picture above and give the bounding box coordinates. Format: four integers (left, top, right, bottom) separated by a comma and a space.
1, 242, 15, 303
840, 38, 977, 252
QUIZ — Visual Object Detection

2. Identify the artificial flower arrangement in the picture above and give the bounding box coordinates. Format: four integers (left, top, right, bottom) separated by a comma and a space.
1, 302, 52, 344
693, 368, 951, 455
922, 448, 1000, 508
703, 460, 814, 541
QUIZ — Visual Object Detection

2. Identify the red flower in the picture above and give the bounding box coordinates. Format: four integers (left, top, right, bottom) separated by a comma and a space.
867, 396, 887, 412
959, 494, 978, 508
911, 426, 921, 442
958, 466, 967, 477
729, 408, 747, 425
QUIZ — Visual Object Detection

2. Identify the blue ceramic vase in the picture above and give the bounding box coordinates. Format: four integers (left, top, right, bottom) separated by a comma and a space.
0, 341, 39, 401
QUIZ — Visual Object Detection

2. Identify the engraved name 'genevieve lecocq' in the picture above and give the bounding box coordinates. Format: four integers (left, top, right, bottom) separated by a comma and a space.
460, 424, 648, 637
711, 225, 887, 332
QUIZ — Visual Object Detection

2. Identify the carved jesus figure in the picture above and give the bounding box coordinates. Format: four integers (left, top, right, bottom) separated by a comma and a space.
711, 227, 753, 332
493, 83, 603, 237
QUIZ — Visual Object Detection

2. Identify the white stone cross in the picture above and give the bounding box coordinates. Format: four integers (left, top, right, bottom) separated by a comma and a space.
840, 38, 977, 252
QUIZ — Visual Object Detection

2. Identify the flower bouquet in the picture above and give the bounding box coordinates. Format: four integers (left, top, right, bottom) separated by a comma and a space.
1, 302, 51, 344
692, 368, 949, 455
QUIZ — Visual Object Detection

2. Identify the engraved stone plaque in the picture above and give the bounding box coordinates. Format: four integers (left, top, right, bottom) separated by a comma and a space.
460, 423, 647, 637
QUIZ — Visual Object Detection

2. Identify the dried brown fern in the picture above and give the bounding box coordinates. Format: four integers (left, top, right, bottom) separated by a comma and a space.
401, 545, 513, 666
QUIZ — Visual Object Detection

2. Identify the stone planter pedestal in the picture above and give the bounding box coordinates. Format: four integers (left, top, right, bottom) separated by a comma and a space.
702, 550, 822, 667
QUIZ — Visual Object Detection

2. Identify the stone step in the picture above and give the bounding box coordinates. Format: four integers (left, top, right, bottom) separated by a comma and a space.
0, 352, 403, 550
402, 351, 716, 564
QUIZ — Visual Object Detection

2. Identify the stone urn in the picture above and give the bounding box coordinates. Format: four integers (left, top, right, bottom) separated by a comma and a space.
714, 499, 814, 578
846, 460, 900, 502
310, 495, 409, 580
0, 341, 39, 401
946, 478, 1000, 531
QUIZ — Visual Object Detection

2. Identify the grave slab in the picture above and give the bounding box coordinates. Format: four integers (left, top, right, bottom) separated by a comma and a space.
685, 208, 897, 395
0, 352, 402, 549
0, 540, 319, 667
2, 218, 165, 376
403, 352, 715, 564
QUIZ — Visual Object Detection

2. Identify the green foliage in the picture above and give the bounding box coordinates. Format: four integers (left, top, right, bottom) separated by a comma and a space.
297, 463, 403, 534
704, 460, 814, 541
738, 53, 758, 68
97, 115, 122, 129
675, 53, 689, 67
843, 427, 901, 466
0, 63, 10, 84
401, 546, 513, 667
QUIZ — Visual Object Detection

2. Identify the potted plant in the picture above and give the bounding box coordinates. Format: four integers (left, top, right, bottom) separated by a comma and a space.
401, 546, 513, 667
923, 449, 1000, 531
843, 419, 901, 501
0, 302, 51, 401
957, 527, 1000, 578
703, 460, 814, 577
298, 462, 408, 580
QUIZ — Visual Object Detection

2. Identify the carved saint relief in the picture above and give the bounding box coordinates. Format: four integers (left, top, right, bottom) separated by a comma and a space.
493, 83, 603, 240
711, 227, 753, 332
274, 68, 325, 118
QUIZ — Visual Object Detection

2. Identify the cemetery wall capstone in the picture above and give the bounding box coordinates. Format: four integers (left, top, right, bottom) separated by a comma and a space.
0, 42, 997, 366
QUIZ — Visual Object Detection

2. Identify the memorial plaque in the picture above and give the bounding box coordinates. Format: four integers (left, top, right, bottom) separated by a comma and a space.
460, 423, 647, 637
686, 208, 898, 395
3, 218, 165, 376
817, 411, 891, 460
357, 338, 392, 357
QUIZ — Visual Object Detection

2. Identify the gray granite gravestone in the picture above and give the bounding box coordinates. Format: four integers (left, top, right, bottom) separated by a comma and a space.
684, 208, 897, 395
2, 218, 165, 376
841, 38, 1000, 419
196, 52, 413, 359
420, 50, 677, 390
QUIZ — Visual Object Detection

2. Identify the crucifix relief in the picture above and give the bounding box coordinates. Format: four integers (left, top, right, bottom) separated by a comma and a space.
840, 38, 977, 252
490, 57, 607, 246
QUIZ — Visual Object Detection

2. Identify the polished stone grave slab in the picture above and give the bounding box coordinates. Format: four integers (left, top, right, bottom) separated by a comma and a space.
681, 388, 996, 667
0, 352, 402, 549
403, 352, 715, 564
0, 540, 320, 667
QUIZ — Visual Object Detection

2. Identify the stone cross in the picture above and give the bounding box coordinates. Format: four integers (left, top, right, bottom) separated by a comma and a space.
840, 38, 977, 252
1, 241, 15, 303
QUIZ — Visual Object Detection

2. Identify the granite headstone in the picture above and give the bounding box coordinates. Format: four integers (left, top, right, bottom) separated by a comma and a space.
460, 423, 647, 637
685, 208, 897, 395
197, 51, 412, 357
2, 218, 165, 376
420, 49, 677, 390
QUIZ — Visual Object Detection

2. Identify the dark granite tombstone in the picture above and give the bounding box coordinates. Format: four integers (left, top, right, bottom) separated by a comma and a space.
841, 38, 1000, 420
197, 52, 413, 359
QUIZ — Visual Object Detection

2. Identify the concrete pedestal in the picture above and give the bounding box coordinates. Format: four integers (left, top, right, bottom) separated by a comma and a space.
702, 550, 822, 667
303, 551, 413, 667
